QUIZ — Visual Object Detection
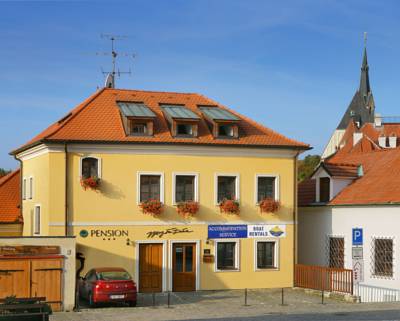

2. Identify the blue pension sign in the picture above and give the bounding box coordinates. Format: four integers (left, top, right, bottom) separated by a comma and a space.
352, 228, 363, 246
208, 225, 247, 239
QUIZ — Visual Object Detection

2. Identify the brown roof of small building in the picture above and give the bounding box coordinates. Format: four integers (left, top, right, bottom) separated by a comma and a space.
322, 163, 359, 178
0, 169, 22, 224
298, 179, 316, 206
11, 88, 309, 154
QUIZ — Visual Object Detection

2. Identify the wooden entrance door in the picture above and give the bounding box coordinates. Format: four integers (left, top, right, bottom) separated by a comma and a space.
0, 260, 30, 298
31, 259, 63, 311
172, 243, 196, 292
139, 244, 163, 293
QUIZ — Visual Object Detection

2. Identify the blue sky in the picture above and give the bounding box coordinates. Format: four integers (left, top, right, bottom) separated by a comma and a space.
1, 0, 400, 168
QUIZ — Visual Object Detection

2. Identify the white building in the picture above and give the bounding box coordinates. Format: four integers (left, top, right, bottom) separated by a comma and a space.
299, 150, 400, 302
299, 45, 400, 302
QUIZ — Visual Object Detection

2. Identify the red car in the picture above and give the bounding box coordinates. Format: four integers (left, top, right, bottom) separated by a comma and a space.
79, 267, 137, 307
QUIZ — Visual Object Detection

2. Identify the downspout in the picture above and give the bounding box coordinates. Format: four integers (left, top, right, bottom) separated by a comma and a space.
13, 154, 23, 232
64, 143, 69, 236
293, 152, 299, 286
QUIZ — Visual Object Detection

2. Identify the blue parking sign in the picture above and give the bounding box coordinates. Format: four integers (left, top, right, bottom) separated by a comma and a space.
352, 228, 363, 245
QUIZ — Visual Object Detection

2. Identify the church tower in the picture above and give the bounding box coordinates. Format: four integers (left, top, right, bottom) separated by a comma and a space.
322, 37, 375, 158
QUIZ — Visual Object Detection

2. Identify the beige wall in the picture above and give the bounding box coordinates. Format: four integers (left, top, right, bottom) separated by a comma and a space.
21, 144, 297, 291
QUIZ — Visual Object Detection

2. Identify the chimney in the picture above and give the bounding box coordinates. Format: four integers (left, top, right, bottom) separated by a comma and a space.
378, 135, 387, 148
353, 132, 363, 146
389, 134, 397, 148
104, 73, 115, 88
374, 113, 382, 127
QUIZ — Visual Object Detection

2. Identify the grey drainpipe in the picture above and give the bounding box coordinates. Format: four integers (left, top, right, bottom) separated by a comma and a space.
64, 143, 69, 236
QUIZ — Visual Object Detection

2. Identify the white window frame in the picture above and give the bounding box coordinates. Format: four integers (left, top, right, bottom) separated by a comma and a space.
79, 156, 102, 178
214, 173, 240, 205
28, 176, 34, 200
214, 239, 240, 272
254, 239, 279, 271
22, 178, 27, 200
33, 204, 41, 235
254, 174, 279, 204
137, 171, 165, 204
172, 172, 199, 205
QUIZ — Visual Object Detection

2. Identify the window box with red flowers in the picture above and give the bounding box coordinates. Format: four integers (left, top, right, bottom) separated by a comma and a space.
259, 198, 280, 213
219, 199, 240, 215
176, 201, 200, 217
80, 176, 101, 191
140, 199, 163, 215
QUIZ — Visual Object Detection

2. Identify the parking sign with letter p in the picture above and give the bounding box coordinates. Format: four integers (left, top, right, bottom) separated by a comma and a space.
352, 228, 363, 246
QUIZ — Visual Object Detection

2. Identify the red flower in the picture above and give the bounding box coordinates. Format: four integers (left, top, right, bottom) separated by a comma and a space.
219, 199, 240, 215
140, 199, 163, 215
80, 176, 101, 191
259, 198, 280, 213
177, 201, 200, 217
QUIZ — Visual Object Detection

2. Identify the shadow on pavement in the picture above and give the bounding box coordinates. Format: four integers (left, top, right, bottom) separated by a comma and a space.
169, 309, 400, 321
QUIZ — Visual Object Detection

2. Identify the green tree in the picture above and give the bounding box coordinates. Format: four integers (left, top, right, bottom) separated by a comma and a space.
0, 168, 11, 178
297, 155, 320, 182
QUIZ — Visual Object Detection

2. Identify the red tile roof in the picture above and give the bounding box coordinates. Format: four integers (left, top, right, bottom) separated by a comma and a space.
12, 88, 309, 154
333, 121, 400, 160
300, 119, 400, 207
298, 179, 316, 206
330, 149, 400, 205
0, 170, 22, 224
322, 163, 359, 178
299, 149, 400, 206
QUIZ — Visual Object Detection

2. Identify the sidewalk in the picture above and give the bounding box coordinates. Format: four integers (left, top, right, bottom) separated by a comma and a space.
52, 288, 400, 321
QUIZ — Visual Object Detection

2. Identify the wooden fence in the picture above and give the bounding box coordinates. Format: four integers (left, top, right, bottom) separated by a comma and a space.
295, 264, 353, 294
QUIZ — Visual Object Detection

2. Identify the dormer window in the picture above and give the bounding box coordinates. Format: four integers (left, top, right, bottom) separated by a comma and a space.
177, 123, 193, 136
218, 124, 234, 138
199, 106, 240, 139
131, 122, 148, 135
319, 177, 330, 203
118, 102, 156, 136
161, 104, 200, 138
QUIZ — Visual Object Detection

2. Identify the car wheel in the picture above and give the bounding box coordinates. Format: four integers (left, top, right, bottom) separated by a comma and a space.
89, 292, 96, 308
128, 301, 137, 307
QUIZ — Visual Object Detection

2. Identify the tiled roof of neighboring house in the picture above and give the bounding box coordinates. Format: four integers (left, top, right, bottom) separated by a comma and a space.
298, 179, 316, 206
332, 120, 400, 161
322, 162, 359, 178
0, 169, 22, 224
330, 149, 400, 205
299, 149, 400, 206
11, 88, 309, 154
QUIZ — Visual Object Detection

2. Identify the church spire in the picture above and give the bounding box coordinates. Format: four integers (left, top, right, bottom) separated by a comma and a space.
359, 32, 371, 97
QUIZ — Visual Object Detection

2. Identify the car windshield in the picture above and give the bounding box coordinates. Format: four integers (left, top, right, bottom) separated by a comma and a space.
97, 271, 131, 281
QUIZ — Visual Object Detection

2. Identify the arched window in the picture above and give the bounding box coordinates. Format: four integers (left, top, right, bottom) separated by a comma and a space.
81, 157, 99, 179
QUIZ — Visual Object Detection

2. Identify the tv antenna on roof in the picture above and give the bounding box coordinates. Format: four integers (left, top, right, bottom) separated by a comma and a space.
97, 33, 136, 88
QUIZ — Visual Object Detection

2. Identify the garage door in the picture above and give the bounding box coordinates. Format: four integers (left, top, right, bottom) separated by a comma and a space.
0, 258, 63, 311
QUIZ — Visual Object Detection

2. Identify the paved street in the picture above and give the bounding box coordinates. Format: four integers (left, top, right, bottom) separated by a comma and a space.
51, 289, 400, 321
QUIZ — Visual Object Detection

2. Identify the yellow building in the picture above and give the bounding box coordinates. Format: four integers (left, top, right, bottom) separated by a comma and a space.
11, 88, 309, 292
